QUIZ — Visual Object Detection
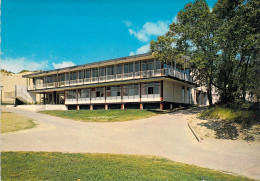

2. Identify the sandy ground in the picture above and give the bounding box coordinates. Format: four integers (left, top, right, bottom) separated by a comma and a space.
1, 106, 260, 180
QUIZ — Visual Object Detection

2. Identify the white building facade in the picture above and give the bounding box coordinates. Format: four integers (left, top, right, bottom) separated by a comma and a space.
23, 53, 206, 110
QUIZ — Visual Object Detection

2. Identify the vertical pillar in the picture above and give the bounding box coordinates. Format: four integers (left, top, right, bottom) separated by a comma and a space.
90, 105, 93, 110
121, 104, 124, 110
140, 103, 143, 110
77, 105, 80, 110
170, 104, 173, 109
105, 104, 108, 110
160, 81, 163, 110
160, 103, 164, 110
140, 82, 142, 102
43, 92, 46, 104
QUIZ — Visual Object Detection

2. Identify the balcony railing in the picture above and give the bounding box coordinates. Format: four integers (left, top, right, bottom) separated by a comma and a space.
29, 68, 192, 90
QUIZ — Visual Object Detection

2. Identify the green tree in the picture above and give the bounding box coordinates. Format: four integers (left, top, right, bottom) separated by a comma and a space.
151, 0, 260, 104
151, 0, 218, 105
213, 0, 260, 102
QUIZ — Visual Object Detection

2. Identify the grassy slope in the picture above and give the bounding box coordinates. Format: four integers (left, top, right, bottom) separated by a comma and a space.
1, 152, 252, 181
1, 112, 37, 133
39, 109, 162, 122
199, 103, 260, 140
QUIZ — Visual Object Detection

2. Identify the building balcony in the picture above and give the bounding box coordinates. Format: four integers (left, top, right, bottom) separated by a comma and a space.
29, 68, 192, 91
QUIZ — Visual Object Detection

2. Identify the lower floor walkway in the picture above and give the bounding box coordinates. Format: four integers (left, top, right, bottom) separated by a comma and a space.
2, 106, 260, 180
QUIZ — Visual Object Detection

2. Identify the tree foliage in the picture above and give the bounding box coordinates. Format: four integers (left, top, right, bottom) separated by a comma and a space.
150, 0, 259, 104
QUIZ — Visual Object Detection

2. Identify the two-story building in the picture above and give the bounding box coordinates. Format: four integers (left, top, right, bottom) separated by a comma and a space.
23, 53, 200, 110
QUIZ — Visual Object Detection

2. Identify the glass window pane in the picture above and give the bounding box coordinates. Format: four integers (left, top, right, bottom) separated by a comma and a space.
154, 82, 160, 94
148, 87, 153, 94
135, 61, 140, 72
156, 60, 161, 69
134, 84, 139, 95
124, 64, 129, 73
129, 63, 133, 72
100, 67, 105, 76
142, 61, 147, 71
85, 70, 90, 78
148, 60, 154, 70
117, 86, 121, 96
117, 65, 121, 74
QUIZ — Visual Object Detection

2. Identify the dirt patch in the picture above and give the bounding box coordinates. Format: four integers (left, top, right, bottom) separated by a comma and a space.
189, 116, 260, 142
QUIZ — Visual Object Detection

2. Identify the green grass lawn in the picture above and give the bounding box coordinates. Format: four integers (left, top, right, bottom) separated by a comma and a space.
1, 112, 37, 133
39, 109, 163, 122
1, 152, 252, 181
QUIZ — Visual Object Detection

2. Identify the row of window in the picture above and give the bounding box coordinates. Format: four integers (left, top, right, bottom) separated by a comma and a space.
33, 59, 162, 84
67, 82, 161, 99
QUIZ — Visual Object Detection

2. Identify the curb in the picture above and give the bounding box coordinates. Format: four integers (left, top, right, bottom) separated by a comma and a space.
188, 124, 201, 142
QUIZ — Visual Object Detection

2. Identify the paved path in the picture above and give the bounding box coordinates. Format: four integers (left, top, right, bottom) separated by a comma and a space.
1, 106, 260, 180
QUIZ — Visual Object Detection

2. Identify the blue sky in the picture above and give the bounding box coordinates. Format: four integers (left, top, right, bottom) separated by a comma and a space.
1, 0, 217, 73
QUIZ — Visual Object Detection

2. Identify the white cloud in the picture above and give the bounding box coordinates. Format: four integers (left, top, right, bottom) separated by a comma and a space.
52, 61, 75, 69
0, 57, 49, 73
129, 44, 150, 56
129, 52, 135, 56
128, 21, 169, 42
123, 20, 132, 27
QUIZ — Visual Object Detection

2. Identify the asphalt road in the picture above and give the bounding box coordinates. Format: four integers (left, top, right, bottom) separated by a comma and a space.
2, 106, 260, 180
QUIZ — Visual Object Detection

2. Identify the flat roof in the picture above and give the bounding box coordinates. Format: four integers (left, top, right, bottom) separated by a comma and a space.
23, 53, 151, 78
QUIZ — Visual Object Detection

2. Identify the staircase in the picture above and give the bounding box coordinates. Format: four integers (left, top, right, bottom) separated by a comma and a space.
15, 85, 35, 104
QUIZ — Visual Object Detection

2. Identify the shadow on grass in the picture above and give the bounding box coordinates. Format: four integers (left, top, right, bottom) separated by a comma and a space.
167, 106, 208, 115
145, 106, 208, 116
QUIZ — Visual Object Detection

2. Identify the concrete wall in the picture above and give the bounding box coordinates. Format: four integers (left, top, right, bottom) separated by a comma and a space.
15, 105, 68, 111
163, 80, 174, 102
163, 80, 194, 104
0, 71, 40, 104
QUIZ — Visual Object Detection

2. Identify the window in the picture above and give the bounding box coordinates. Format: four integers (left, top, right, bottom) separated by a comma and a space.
67, 90, 76, 99
134, 84, 139, 95
79, 89, 90, 98
70, 71, 77, 80
85, 70, 90, 78
141, 82, 160, 95
148, 83, 154, 94
91, 88, 96, 98
129, 63, 133, 72
107, 66, 114, 75
141, 83, 148, 95
110, 86, 121, 97
135, 61, 140, 72
106, 87, 111, 97
78, 70, 84, 79
123, 85, 129, 96
148, 87, 153, 94
154, 82, 160, 94
66, 73, 70, 81
128, 84, 134, 96
99, 67, 105, 77
116, 65, 122, 74
156, 60, 161, 69
142, 60, 147, 71
47, 76, 53, 83
148, 60, 154, 70
60, 74, 65, 81
92, 68, 98, 77
124, 64, 129, 73
96, 87, 104, 97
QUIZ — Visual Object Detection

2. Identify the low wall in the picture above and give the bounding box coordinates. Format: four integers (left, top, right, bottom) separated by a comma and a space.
15, 105, 68, 111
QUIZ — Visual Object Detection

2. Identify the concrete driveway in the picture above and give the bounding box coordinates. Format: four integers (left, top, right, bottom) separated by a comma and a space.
1, 106, 260, 180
